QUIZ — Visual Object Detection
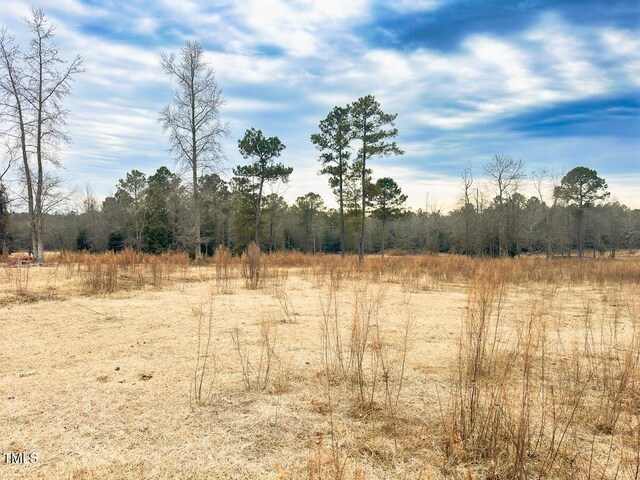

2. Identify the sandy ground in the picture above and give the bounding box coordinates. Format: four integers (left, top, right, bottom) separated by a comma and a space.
0, 260, 637, 479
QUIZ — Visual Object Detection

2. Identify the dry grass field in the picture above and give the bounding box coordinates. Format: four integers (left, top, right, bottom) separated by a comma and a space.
1, 248, 639, 479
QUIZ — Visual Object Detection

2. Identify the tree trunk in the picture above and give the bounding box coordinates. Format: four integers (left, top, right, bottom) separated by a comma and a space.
545, 206, 554, 259
35, 41, 45, 264
359, 147, 367, 264
192, 167, 200, 259
255, 176, 264, 245
268, 215, 274, 253
339, 170, 345, 258
577, 209, 584, 258
381, 218, 386, 258
190, 62, 201, 260
465, 211, 470, 256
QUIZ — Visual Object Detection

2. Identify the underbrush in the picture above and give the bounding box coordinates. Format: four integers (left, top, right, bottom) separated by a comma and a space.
443, 268, 639, 479
2, 249, 638, 478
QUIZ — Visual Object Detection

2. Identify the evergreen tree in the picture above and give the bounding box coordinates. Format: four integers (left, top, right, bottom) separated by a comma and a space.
75, 228, 91, 251
116, 170, 147, 251
371, 177, 407, 257
199, 173, 231, 254
142, 167, 174, 254
0, 182, 11, 253
556, 167, 609, 258
235, 128, 291, 245
350, 95, 403, 263
311, 106, 351, 256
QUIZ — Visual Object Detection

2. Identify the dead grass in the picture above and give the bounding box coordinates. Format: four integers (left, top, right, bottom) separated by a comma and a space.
1, 252, 638, 478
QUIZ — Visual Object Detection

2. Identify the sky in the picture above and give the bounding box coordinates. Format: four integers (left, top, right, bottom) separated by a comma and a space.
1, 0, 639, 211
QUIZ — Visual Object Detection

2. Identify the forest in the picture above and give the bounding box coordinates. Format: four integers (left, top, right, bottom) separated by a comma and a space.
3, 158, 639, 259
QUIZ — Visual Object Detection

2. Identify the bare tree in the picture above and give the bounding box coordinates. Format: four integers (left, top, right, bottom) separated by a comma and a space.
0, 9, 83, 262
484, 154, 525, 206
531, 169, 560, 258
461, 164, 473, 255
484, 154, 525, 256
159, 41, 229, 259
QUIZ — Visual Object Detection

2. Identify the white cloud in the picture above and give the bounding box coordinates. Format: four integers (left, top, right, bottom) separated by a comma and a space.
605, 174, 640, 209
230, 0, 369, 57
136, 17, 159, 35
387, 0, 449, 13
225, 98, 289, 113
600, 29, 640, 86
204, 51, 289, 85
2, 1, 637, 211
319, 13, 634, 134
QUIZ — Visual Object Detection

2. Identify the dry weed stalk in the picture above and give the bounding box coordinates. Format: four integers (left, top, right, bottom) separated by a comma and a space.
320, 279, 347, 380
231, 315, 283, 392
348, 283, 383, 412
15, 262, 30, 294
190, 299, 218, 407
315, 277, 414, 475
276, 286, 297, 324
83, 253, 118, 294
444, 266, 640, 479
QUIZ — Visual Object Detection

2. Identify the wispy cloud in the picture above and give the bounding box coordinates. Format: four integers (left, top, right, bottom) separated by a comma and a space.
0, 0, 637, 210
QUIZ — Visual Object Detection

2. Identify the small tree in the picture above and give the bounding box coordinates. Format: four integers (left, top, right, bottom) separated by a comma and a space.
143, 167, 179, 254
235, 128, 291, 245
311, 106, 351, 256
0, 180, 10, 254
0, 157, 11, 254
556, 166, 609, 258
159, 41, 229, 259
371, 177, 407, 257
350, 95, 403, 263
75, 228, 91, 251
116, 170, 147, 251
107, 231, 125, 252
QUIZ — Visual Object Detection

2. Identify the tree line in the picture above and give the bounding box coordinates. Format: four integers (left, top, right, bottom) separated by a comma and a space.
4, 158, 639, 259
1, 10, 638, 261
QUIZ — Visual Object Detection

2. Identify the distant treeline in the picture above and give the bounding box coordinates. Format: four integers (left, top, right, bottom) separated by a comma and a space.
2, 164, 638, 258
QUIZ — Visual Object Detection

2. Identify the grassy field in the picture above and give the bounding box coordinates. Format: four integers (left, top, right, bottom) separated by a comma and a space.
1, 249, 639, 479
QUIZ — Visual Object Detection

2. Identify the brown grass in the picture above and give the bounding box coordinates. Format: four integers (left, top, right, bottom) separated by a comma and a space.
1, 252, 638, 478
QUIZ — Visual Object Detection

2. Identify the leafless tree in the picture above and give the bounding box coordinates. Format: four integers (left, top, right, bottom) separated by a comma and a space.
484, 154, 525, 206
159, 41, 230, 259
532, 168, 560, 258
462, 164, 473, 255
484, 154, 525, 256
0, 9, 83, 262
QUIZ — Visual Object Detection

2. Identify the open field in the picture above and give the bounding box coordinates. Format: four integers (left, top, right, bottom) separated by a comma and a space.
1, 250, 639, 479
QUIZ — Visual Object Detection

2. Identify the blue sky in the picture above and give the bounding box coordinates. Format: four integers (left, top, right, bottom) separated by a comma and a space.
1, 0, 639, 210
